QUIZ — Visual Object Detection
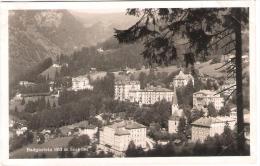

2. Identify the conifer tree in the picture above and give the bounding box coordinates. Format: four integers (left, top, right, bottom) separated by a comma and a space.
115, 8, 248, 153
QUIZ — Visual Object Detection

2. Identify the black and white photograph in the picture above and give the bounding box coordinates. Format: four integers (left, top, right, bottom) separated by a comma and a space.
0, 0, 258, 164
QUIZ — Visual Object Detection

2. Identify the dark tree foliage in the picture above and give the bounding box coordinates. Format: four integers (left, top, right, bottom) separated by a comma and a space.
40, 153, 46, 158
37, 133, 45, 144
21, 97, 25, 105
125, 141, 145, 157
58, 148, 66, 158
177, 117, 186, 135
68, 135, 90, 148
190, 109, 205, 122
19, 83, 49, 94
22, 57, 53, 82
9, 131, 34, 152
23, 97, 47, 113
176, 80, 194, 106
219, 105, 231, 116
207, 102, 218, 117
143, 125, 249, 157
92, 72, 115, 97
96, 151, 114, 158
133, 100, 172, 128
138, 70, 174, 89
146, 142, 176, 157
115, 8, 248, 153
59, 42, 143, 77
76, 151, 87, 158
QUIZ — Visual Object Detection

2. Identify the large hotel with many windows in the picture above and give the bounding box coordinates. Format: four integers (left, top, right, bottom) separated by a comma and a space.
114, 80, 140, 101
128, 85, 175, 105
114, 79, 175, 105
99, 120, 147, 155
193, 90, 224, 110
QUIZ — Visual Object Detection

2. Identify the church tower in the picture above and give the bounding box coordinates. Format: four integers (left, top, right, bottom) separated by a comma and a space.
171, 90, 182, 116
168, 90, 184, 134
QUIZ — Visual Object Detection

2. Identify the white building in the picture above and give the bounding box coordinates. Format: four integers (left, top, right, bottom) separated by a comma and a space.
193, 90, 224, 111
52, 63, 61, 68
191, 117, 224, 142
72, 76, 93, 91
128, 85, 175, 105
226, 54, 249, 63
97, 48, 104, 53
19, 81, 36, 87
171, 71, 194, 88
168, 92, 185, 134
191, 116, 236, 142
114, 79, 140, 101
16, 127, 28, 136
78, 124, 98, 140
99, 120, 147, 153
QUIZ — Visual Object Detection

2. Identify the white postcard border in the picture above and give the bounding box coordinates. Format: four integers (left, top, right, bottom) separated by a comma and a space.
0, 1, 258, 166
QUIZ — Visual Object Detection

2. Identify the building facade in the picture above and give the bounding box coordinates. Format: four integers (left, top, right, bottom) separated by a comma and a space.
114, 80, 140, 101
193, 90, 224, 110
168, 91, 184, 134
99, 120, 147, 153
19, 81, 36, 87
191, 117, 225, 142
191, 116, 236, 142
72, 76, 93, 91
171, 71, 194, 88
128, 85, 175, 105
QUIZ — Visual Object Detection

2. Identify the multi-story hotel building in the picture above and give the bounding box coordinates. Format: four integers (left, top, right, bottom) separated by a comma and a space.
72, 76, 93, 91
171, 70, 194, 88
191, 116, 237, 142
128, 85, 175, 105
114, 80, 140, 101
99, 120, 147, 154
193, 90, 224, 110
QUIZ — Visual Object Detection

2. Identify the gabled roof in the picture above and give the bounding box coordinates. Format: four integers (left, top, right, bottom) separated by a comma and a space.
72, 75, 89, 81
143, 86, 173, 92
115, 129, 130, 136
191, 117, 223, 127
107, 120, 146, 130
193, 90, 219, 97
115, 78, 140, 85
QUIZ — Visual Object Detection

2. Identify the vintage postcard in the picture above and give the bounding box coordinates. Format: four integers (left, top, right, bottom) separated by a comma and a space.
0, 0, 258, 166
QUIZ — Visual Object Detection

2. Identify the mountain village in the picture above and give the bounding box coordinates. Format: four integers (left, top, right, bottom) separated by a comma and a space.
7, 8, 250, 158
9, 53, 250, 158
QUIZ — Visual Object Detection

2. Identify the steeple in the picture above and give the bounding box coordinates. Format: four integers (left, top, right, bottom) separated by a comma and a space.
172, 89, 178, 105
171, 90, 184, 117
171, 90, 179, 115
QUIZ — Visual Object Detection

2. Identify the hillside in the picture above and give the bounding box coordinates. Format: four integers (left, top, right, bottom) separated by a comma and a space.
39, 64, 61, 80
9, 10, 89, 83
70, 11, 138, 45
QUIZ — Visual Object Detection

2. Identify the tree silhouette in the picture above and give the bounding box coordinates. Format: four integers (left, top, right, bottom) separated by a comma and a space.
125, 141, 145, 157
207, 102, 218, 117
115, 8, 248, 153
177, 117, 186, 135
21, 97, 25, 105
